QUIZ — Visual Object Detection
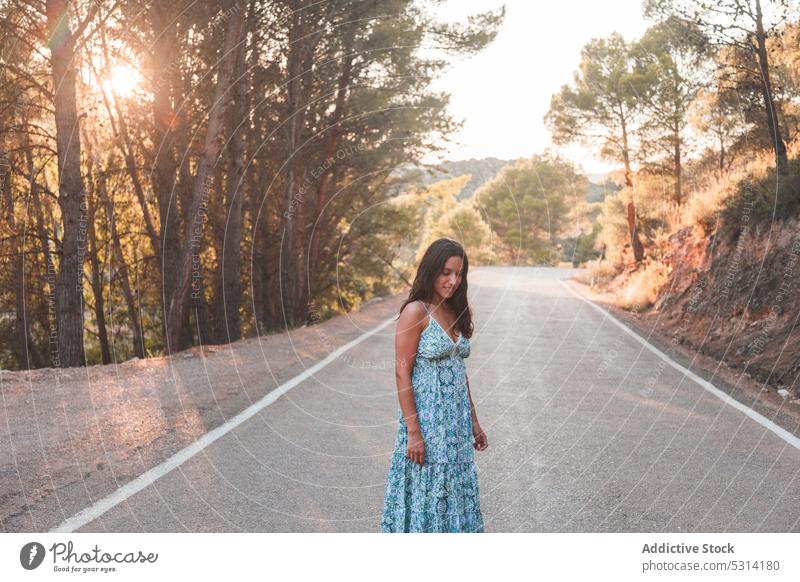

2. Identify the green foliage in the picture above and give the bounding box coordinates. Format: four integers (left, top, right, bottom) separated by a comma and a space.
562, 222, 603, 266
544, 33, 640, 165
721, 157, 800, 233
596, 173, 680, 263
644, 0, 793, 176
332, 195, 424, 309
475, 153, 584, 265
0, 0, 509, 367
688, 87, 750, 177
629, 17, 711, 200
414, 175, 471, 257
598, 193, 632, 264
430, 204, 497, 265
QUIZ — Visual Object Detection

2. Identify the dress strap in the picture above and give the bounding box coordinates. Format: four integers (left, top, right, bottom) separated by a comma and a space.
420, 301, 431, 315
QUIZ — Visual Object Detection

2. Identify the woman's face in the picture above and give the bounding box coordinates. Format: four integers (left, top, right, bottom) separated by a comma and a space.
434, 255, 464, 301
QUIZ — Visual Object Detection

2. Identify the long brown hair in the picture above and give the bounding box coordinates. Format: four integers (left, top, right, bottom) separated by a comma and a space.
397, 238, 474, 339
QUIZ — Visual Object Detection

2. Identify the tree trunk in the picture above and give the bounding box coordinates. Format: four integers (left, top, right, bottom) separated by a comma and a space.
754, 0, 788, 175
96, 158, 146, 359
30, 171, 59, 368
148, 0, 185, 354
283, 3, 323, 326
176, 147, 195, 350
46, 0, 86, 368
281, 6, 305, 327
619, 110, 645, 263
84, 161, 112, 364
192, 273, 214, 345
308, 25, 355, 305
1, 143, 42, 369
219, 130, 245, 342
251, 220, 266, 334
217, 5, 251, 343
166, 0, 247, 353
673, 125, 682, 204
251, 201, 274, 334
19, 144, 47, 369
246, 157, 267, 334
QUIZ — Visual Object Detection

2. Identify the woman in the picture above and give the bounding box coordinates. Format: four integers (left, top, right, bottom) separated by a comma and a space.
380, 238, 488, 533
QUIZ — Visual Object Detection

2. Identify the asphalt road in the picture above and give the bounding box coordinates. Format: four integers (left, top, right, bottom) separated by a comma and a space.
10, 266, 800, 532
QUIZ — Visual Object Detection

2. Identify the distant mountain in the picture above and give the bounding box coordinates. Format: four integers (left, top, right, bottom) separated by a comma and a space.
393, 157, 515, 200
587, 172, 609, 183
585, 173, 621, 202
392, 159, 619, 202
424, 158, 516, 200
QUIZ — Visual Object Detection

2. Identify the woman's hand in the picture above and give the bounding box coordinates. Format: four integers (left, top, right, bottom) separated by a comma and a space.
472, 421, 488, 451
406, 426, 425, 465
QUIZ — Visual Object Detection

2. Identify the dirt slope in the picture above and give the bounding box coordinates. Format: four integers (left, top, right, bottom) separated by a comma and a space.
644, 213, 800, 398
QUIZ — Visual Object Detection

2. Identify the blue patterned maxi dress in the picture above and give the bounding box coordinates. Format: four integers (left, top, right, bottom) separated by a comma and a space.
380, 302, 485, 533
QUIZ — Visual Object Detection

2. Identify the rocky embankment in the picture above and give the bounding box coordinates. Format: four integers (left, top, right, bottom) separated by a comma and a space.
598, 186, 800, 404
645, 212, 800, 400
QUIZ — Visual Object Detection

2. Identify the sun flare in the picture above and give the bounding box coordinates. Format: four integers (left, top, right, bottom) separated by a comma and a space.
102, 64, 141, 97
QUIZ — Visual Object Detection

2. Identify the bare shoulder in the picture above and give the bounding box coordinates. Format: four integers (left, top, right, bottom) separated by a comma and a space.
398, 300, 428, 334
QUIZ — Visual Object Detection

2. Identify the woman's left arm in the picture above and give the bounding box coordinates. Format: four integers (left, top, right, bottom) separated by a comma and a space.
466, 371, 480, 427
466, 372, 488, 450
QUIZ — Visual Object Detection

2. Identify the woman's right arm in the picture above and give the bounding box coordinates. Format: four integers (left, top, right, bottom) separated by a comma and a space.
395, 302, 425, 465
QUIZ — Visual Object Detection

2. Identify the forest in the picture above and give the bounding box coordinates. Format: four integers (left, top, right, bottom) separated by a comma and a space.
0, 0, 506, 368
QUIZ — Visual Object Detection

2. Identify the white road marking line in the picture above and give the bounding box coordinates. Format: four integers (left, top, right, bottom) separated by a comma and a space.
561, 280, 800, 451
50, 316, 397, 533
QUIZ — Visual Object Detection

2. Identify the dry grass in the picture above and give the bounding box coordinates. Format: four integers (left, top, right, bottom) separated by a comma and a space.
593, 139, 800, 311
673, 148, 781, 231
573, 259, 621, 288
615, 259, 671, 312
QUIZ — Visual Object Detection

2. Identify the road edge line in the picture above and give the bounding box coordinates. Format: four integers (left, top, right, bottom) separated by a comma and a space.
560, 279, 800, 452
49, 316, 397, 533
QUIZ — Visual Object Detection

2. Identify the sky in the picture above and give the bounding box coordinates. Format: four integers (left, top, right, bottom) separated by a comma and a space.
426, 0, 655, 175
